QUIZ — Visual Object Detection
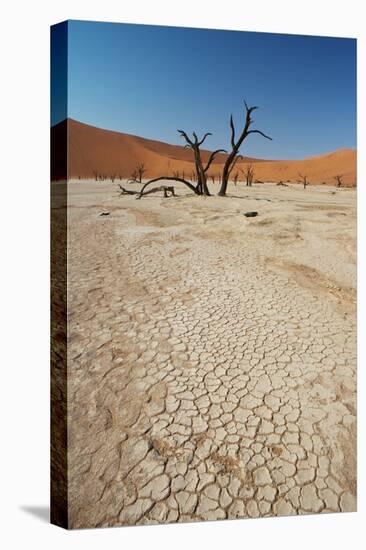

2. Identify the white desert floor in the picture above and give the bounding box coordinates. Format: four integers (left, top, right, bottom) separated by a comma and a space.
65, 180, 356, 528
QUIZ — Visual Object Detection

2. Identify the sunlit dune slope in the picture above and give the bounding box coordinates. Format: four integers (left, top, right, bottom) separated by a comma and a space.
51, 119, 356, 186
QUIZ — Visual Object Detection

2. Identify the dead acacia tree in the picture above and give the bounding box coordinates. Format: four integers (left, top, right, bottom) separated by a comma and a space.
298, 173, 309, 189
233, 172, 239, 186
124, 129, 218, 197
133, 130, 224, 198
130, 130, 224, 197
219, 101, 272, 196
177, 130, 226, 196
334, 174, 343, 188
129, 168, 138, 182
242, 163, 254, 186
137, 163, 146, 182
129, 163, 146, 183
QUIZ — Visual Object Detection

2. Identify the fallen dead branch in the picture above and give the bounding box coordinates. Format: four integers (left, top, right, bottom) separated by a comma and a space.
118, 183, 176, 199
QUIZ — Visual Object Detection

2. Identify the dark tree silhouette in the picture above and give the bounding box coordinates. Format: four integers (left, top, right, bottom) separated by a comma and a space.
218, 101, 272, 196
334, 174, 343, 188
119, 183, 176, 198
178, 130, 225, 196
136, 176, 198, 196
129, 168, 138, 182
242, 163, 254, 186
298, 173, 309, 189
129, 163, 146, 183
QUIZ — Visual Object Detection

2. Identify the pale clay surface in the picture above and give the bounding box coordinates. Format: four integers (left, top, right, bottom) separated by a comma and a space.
66, 181, 356, 528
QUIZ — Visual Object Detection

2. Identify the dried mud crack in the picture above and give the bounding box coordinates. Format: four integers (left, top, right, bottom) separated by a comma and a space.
66, 182, 356, 528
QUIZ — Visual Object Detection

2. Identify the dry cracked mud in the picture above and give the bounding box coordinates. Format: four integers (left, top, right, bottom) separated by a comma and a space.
65, 181, 356, 528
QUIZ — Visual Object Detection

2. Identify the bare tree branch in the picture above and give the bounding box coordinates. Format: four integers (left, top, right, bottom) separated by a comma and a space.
219, 100, 272, 196
204, 149, 226, 173
230, 115, 235, 149
247, 129, 273, 141
138, 176, 198, 197
178, 129, 193, 146
177, 129, 216, 195
119, 184, 176, 198
198, 132, 212, 146
228, 154, 243, 176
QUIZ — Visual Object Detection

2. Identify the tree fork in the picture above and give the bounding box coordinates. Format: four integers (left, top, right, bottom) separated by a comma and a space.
218, 101, 272, 196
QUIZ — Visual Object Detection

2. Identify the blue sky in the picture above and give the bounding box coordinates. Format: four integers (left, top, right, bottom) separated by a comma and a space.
52, 20, 356, 160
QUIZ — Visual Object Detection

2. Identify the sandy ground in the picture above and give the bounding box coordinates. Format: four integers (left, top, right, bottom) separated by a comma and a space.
65, 180, 356, 528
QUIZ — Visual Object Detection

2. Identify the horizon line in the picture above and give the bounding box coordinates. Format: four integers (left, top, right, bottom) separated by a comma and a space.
51, 116, 357, 163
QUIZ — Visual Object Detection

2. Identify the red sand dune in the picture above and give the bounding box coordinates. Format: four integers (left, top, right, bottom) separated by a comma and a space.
51, 119, 356, 186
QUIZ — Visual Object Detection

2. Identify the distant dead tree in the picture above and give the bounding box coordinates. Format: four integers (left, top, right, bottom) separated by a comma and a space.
129, 168, 138, 182
233, 172, 239, 186
219, 101, 272, 196
334, 174, 343, 188
210, 174, 216, 184
242, 163, 254, 186
129, 163, 146, 183
110, 173, 116, 183
173, 170, 180, 178
298, 173, 309, 189
93, 170, 106, 182
136, 163, 146, 182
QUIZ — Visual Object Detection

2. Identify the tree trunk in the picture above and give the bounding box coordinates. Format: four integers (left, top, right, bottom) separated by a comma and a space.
218, 154, 234, 196
218, 101, 271, 196
177, 130, 225, 197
